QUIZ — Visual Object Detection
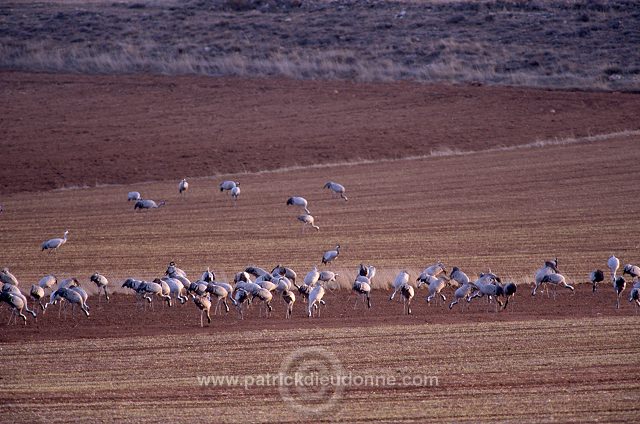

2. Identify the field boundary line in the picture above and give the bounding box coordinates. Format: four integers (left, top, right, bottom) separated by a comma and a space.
246, 129, 640, 176
45, 129, 639, 193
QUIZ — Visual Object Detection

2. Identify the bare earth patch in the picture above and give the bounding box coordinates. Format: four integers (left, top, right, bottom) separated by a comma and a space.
1, 71, 639, 194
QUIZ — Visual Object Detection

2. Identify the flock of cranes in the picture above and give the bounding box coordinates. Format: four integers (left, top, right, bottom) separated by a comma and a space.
1, 252, 639, 326
1, 176, 638, 327
127, 177, 342, 232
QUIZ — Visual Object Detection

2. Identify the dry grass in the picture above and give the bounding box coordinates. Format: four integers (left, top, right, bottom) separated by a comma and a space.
1, 0, 639, 90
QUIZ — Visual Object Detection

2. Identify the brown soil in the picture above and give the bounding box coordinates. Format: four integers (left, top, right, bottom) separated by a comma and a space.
1, 71, 639, 195
0, 285, 635, 344
2, 289, 639, 423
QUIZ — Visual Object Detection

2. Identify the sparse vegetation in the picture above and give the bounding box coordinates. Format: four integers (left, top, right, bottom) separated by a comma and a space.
0, 0, 638, 90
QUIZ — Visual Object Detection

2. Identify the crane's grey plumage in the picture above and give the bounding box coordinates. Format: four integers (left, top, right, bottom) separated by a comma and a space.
205, 283, 230, 314
193, 295, 211, 327
323, 181, 348, 201
308, 283, 326, 318
304, 266, 320, 286
41, 230, 69, 252
90, 272, 110, 302
46, 287, 90, 318
272, 265, 297, 284
499, 282, 517, 310
400, 283, 414, 314
231, 186, 240, 203
201, 267, 216, 283
0, 291, 29, 324
245, 266, 269, 278
622, 264, 640, 280
389, 270, 410, 301
608, 255, 620, 282
590, 269, 605, 293
134, 199, 166, 210
297, 214, 319, 232
318, 270, 338, 283
615, 276, 626, 309
38, 275, 57, 291
532, 258, 560, 296
536, 273, 574, 299
122, 278, 172, 307
286, 196, 310, 214
322, 245, 340, 265
127, 191, 141, 202
179, 178, 189, 195
220, 180, 239, 192
166, 261, 188, 279
293, 281, 312, 303
352, 276, 372, 309
282, 289, 296, 319
30, 284, 46, 310
629, 282, 640, 308
0, 267, 19, 286
417, 262, 448, 282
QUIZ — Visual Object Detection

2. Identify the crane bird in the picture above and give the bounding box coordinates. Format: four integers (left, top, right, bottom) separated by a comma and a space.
286, 196, 310, 214
179, 178, 189, 195
629, 282, 640, 309
38, 275, 57, 291
400, 283, 414, 314
90, 272, 110, 302
0, 267, 19, 286
219, 180, 238, 192
532, 258, 560, 296
231, 185, 240, 203
134, 199, 166, 210
318, 270, 338, 285
272, 265, 297, 285
615, 276, 626, 309
536, 273, 574, 299
48, 287, 90, 318
0, 291, 29, 325
417, 262, 448, 282
589, 269, 605, 293
201, 267, 216, 283
41, 230, 69, 252
622, 264, 640, 280
322, 245, 340, 265
127, 191, 141, 202
30, 285, 46, 310
352, 275, 372, 309
323, 181, 348, 201
303, 266, 320, 286
608, 255, 620, 282
307, 283, 326, 318
282, 289, 296, 319
500, 282, 517, 310
297, 214, 319, 232
389, 270, 410, 301
193, 295, 212, 327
